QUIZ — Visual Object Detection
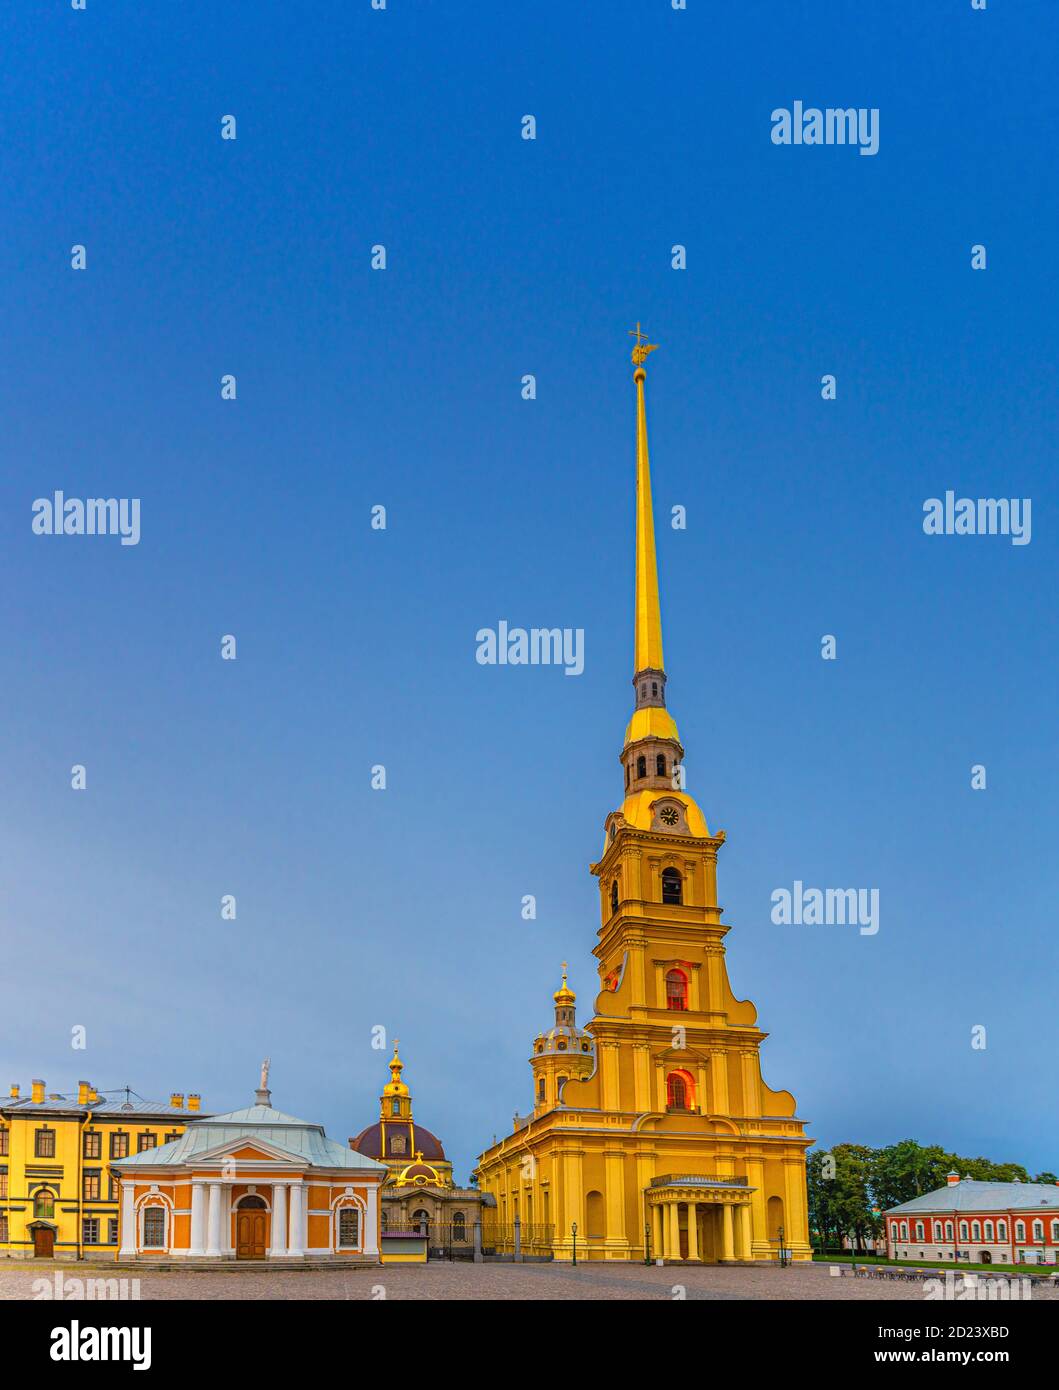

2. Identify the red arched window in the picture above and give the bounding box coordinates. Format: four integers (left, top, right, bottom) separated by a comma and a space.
666, 1071, 694, 1111
665, 969, 688, 1011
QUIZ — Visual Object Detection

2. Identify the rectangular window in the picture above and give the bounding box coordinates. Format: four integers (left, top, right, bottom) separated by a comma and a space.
107, 1173, 118, 1202
0, 1129, 8, 1156
142, 1207, 166, 1247
0, 1168, 7, 1199
83, 1130, 101, 1159
338, 1207, 360, 1248
35, 1127, 56, 1158
164, 1132, 181, 1145
0, 1214, 7, 1242
82, 1218, 99, 1245
137, 1132, 157, 1153
107, 1218, 118, 1245
82, 1170, 101, 1201
110, 1132, 129, 1159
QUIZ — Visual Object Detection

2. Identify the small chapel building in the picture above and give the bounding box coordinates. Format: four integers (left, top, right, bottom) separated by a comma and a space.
111, 1069, 387, 1262
349, 1045, 491, 1259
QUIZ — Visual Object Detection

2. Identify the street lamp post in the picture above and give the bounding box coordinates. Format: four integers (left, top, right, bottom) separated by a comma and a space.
644, 1222, 651, 1266
571, 1221, 577, 1267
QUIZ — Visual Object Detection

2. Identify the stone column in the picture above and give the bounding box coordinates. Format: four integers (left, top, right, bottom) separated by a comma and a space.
603, 1149, 627, 1250
632, 1045, 652, 1112
665, 1201, 679, 1260
188, 1180, 206, 1256
600, 1043, 620, 1110
651, 1203, 663, 1261
709, 1050, 729, 1115
270, 1182, 288, 1257
783, 1160, 809, 1258
738, 1203, 753, 1260
741, 1051, 761, 1116
288, 1181, 305, 1256
686, 1201, 699, 1261
720, 1202, 735, 1262
118, 1181, 137, 1257
363, 1183, 380, 1258
205, 1181, 223, 1257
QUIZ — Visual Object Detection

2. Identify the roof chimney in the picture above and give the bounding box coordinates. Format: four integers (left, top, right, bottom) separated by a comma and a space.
947, 1170, 960, 1186
31, 1079, 45, 1104
9, 1084, 19, 1100
187, 1093, 201, 1112
169, 1092, 184, 1110
77, 1080, 90, 1105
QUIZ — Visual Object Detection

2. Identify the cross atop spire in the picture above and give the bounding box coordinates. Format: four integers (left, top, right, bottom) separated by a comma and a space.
629, 322, 659, 367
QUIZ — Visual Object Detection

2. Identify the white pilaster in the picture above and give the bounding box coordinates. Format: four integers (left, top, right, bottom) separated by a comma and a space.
118, 1181, 137, 1257
363, 1183, 380, 1257
188, 1180, 206, 1256
205, 1181, 223, 1257
270, 1182, 288, 1257
287, 1181, 306, 1256
222, 1184, 234, 1255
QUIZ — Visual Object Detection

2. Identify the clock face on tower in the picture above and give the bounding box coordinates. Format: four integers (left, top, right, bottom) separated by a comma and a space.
659, 806, 679, 827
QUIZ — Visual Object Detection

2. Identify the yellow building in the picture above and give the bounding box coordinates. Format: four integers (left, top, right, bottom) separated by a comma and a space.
0, 1078, 204, 1260
475, 333, 813, 1264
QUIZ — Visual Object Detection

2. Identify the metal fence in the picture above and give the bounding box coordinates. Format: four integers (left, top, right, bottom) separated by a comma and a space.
481, 1222, 556, 1256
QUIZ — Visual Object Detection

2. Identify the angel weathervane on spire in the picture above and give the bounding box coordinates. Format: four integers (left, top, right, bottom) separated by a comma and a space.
629, 322, 659, 367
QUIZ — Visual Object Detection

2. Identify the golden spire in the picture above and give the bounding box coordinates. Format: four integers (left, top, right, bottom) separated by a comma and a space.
629, 324, 665, 676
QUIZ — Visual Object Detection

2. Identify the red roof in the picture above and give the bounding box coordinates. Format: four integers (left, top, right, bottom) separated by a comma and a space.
348, 1121, 446, 1162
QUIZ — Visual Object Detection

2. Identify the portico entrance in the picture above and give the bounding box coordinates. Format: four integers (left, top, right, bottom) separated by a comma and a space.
235, 1195, 269, 1259
646, 1175, 755, 1264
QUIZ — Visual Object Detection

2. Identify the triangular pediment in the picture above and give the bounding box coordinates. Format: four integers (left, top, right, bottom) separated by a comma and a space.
186, 1134, 305, 1166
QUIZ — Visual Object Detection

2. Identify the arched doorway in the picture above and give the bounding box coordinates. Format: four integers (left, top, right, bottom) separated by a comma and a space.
979, 1250, 992, 1264
411, 1208, 431, 1236
236, 1194, 269, 1260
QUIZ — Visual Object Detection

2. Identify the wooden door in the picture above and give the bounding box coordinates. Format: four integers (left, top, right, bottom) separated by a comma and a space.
236, 1211, 267, 1259
33, 1227, 55, 1258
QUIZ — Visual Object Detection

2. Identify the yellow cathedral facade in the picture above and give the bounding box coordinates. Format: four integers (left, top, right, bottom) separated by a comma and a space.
475, 332, 812, 1264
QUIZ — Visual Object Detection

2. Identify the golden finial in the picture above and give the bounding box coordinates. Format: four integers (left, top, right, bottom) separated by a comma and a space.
629, 322, 659, 367
554, 962, 576, 1005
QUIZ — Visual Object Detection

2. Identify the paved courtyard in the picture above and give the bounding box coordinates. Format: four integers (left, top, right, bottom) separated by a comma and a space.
3, 1260, 1055, 1301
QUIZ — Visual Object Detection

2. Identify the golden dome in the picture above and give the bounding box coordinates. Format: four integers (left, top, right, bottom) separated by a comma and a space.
383, 1043, 409, 1098
395, 1151, 444, 1188
553, 963, 576, 1005
623, 704, 682, 748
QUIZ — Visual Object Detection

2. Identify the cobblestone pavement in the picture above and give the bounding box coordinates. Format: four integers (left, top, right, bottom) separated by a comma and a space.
3, 1260, 1055, 1301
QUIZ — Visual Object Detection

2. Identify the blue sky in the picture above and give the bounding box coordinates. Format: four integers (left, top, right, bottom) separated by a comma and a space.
2, 2, 1056, 1181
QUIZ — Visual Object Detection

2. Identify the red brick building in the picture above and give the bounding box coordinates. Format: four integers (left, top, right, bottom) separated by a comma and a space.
886, 1172, 1059, 1266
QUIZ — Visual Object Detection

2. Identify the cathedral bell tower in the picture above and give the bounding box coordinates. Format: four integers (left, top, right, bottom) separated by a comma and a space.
475, 330, 811, 1266
530, 966, 594, 1117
